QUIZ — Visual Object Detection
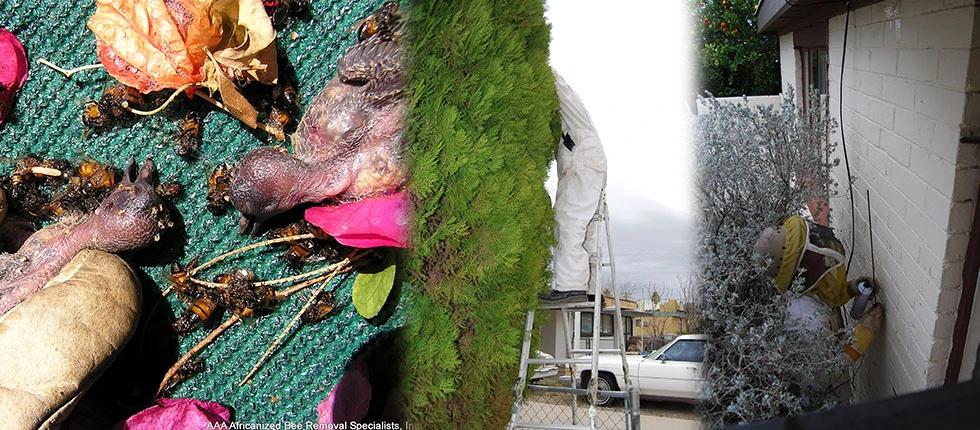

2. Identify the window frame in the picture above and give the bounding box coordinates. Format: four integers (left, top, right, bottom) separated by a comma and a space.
656, 339, 706, 363
800, 48, 829, 112
580, 312, 594, 337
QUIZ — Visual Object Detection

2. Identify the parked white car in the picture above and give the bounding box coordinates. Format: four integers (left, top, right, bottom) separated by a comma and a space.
575, 334, 707, 405
531, 351, 558, 380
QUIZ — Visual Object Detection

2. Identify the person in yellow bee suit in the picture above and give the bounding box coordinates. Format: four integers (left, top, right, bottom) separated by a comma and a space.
754, 214, 883, 361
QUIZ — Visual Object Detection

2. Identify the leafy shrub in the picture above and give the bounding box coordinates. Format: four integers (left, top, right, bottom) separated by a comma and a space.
695, 89, 853, 426
402, 0, 559, 427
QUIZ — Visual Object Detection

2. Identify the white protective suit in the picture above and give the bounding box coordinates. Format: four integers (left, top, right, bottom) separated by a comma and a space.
552, 71, 608, 292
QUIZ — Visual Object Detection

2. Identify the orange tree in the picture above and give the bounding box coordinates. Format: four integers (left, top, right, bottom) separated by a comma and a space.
694, 0, 780, 97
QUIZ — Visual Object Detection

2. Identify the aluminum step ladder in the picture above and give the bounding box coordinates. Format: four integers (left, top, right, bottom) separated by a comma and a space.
509, 192, 640, 430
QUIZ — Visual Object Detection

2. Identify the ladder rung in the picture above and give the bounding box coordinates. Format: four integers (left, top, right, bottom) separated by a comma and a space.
512, 423, 591, 430
526, 358, 591, 365
569, 348, 622, 354
527, 384, 630, 398
536, 301, 597, 310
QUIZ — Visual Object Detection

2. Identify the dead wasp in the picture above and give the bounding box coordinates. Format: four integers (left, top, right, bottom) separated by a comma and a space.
9, 155, 67, 187
156, 180, 183, 200
172, 295, 219, 334
281, 86, 298, 107
175, 112, 203, 159
267, 220, 335, 268
206, 163, 233, 214
166, 257, 222, 334
215, 269, 277, 318
101, 84, 144, 116
81, 84, 144, 129
54, 159, 118, 215
75, 159, 117, 191
81, 101, 109, 129
263, 106, 292, 140
272, 84, 298, 108
301, 290, 337, 323
355, 1, 400, 42
165, 257, 200, 298
6, 156, 70, 219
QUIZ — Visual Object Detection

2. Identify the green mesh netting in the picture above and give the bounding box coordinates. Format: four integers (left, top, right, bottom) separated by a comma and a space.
0, 0, 403, 423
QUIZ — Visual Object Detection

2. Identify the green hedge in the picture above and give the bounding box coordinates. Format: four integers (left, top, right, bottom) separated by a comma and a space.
402, 0, 559, 427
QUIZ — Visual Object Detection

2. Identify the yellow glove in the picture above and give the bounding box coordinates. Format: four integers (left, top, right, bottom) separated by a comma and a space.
844, 303, 884, 361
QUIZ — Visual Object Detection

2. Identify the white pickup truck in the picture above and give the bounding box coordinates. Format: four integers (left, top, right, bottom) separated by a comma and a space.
575, 334, 707, 406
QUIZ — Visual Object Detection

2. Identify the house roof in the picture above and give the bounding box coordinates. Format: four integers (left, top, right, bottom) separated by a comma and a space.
756, 0, 878, 34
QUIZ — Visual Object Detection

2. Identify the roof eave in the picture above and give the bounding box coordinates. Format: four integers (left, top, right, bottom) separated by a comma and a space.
756, 0, 793, 34
756, 0, 876, 35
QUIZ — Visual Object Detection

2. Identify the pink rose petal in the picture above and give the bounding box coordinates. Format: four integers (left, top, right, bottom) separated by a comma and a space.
117, 398, 231, 430
0, 28, 28, 126
305, 191, 410, 249
318, 358, 372, 425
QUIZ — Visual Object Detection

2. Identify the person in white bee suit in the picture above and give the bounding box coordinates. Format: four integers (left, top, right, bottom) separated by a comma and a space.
539, 71, 609, 305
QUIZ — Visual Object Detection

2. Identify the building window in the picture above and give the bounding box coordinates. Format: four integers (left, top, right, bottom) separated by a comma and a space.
600, 314, 614, 337
581, 312, 633, 338
800, 48, 828, 112
581, 312, 593, 337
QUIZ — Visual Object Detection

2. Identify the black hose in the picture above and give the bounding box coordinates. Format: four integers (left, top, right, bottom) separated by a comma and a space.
840, 2, 857, 275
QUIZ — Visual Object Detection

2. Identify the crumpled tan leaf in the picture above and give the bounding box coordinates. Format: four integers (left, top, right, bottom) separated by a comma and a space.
88, 0, 279, 135
207, 60, 257, 128
205, 0, 278, 87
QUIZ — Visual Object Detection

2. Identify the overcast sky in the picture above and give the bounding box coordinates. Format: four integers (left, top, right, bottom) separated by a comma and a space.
544, 1, 694, 300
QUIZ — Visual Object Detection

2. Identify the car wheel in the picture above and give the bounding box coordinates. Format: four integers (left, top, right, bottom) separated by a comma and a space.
582, 372, 618, 407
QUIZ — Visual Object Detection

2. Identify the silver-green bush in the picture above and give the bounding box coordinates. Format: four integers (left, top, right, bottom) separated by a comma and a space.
695, 88, 854, 426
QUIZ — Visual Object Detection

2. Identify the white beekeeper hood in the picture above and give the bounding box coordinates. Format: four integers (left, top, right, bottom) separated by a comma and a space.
553, 71, 608, 176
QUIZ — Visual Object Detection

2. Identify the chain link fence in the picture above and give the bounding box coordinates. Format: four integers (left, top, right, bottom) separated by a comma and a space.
516, 374, 630, 429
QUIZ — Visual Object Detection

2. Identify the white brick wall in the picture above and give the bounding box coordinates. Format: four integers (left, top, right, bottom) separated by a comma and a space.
811, 0, 980, 399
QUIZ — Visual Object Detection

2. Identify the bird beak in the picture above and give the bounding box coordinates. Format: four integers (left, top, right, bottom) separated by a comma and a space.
238, 215, 263, 236
123, 157, 137, 184
138, 158, 155, 183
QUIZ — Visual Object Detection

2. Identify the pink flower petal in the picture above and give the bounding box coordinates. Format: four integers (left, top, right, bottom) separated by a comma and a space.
305, 191, 411, 249
117, 398, 232, 430
318, 358, 372, 425
0, 28, 28, 126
